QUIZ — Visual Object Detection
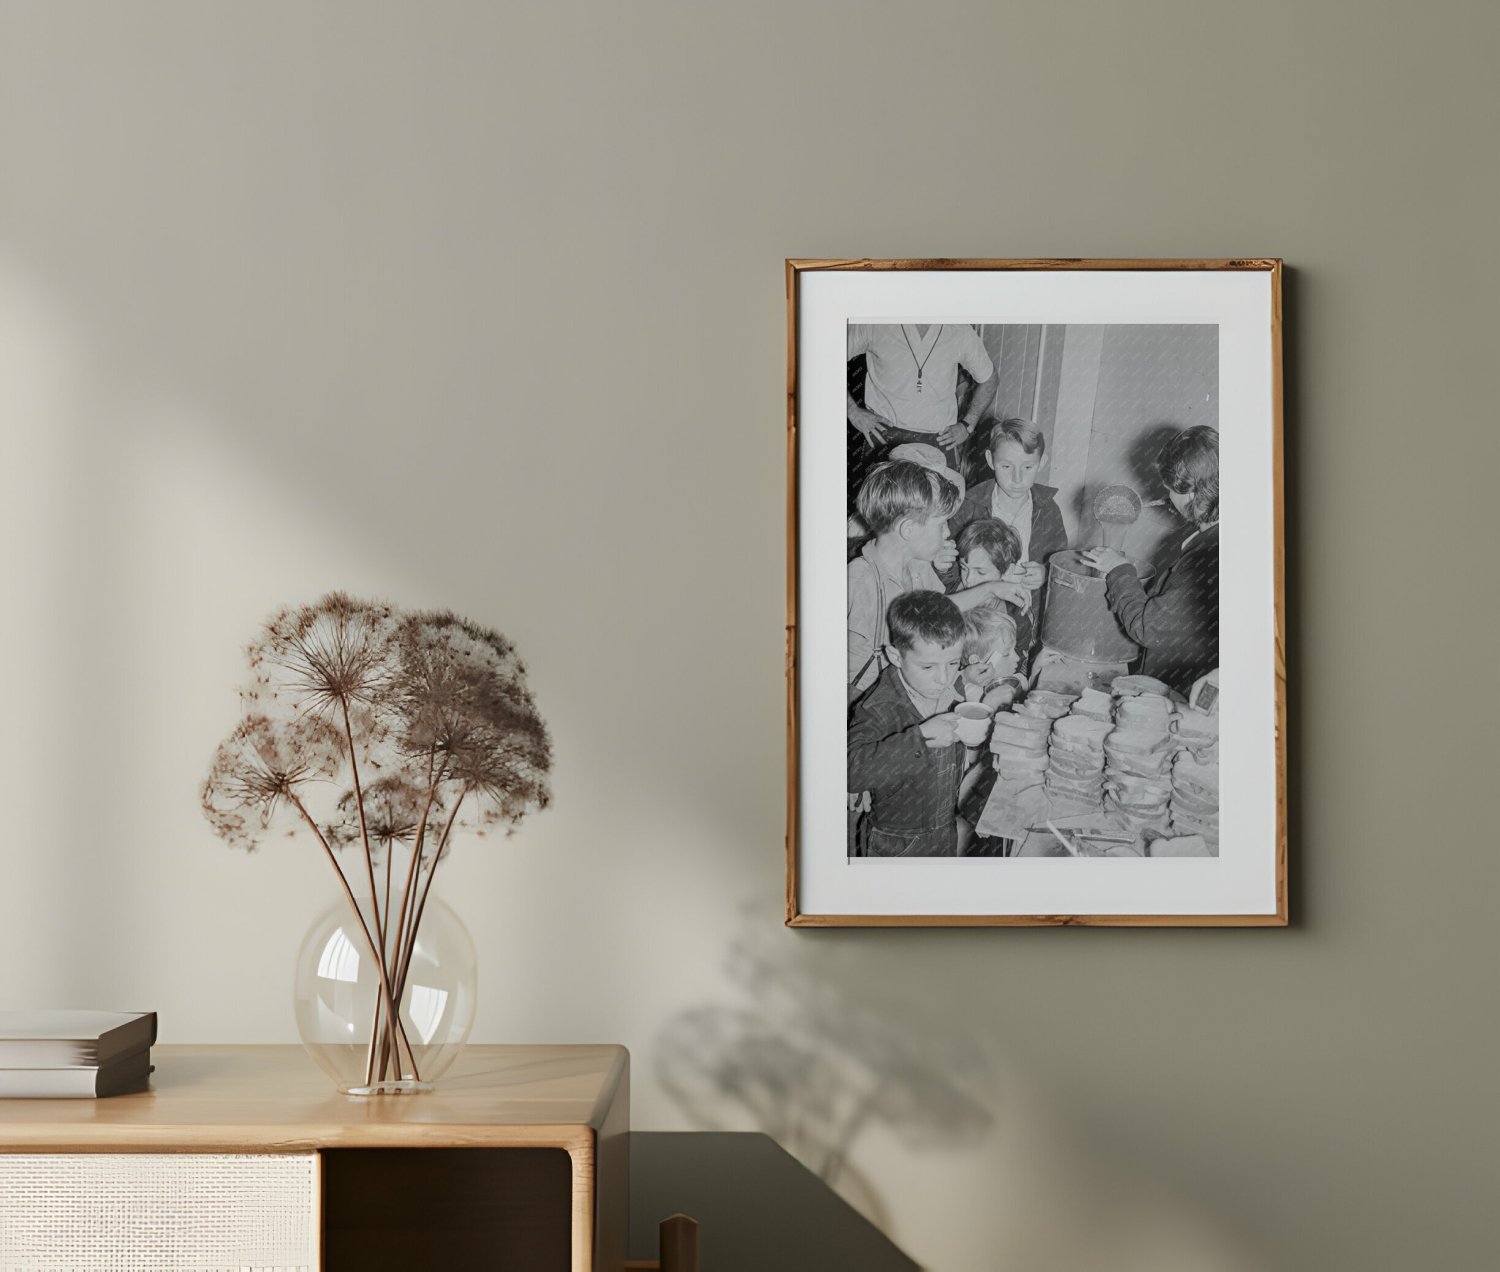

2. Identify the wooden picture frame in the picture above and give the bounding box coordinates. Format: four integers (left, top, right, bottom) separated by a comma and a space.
786, 259, 1285, 927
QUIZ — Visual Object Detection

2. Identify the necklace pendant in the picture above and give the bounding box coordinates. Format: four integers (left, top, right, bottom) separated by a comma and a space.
916, 377, 923, 393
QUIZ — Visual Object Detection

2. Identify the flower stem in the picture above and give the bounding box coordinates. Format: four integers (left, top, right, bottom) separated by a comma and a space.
337, 698, 393, 1088
374, 749, 443, 1084
340, 699, 385, 950
289, 792, 418, 1084
395, 784, 469, 1003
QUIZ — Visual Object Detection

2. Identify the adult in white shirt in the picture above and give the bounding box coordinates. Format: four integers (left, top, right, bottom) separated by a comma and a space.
847, 323, 994, 471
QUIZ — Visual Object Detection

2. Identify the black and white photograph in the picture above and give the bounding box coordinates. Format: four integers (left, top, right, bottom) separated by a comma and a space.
846, 320, 1221, 860
789, 261, 1284, 925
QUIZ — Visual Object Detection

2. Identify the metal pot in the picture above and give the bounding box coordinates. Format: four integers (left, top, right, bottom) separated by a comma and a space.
1038, 550, 1154, 663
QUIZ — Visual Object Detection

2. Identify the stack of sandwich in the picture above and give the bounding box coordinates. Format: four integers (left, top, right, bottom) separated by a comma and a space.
988, 708, 1055, 786
1070, 687, 1114, 724
1112, 674, 1172, 698
0, 1010, 156, 1099
991, 689, 1076, 788
1171, 751, 1220, 851
1174, 705, 1219, 762
1016, 689, 1078, 721
1114, 689, 1174, 733
1045, 714, 1112, 813
1102, 685, 1176, 834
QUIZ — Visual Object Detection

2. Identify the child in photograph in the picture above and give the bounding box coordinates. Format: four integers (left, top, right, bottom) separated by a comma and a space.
847, 440, 967, 561
956, 604, 1023, 853
958, 602, 1025, 708
847, 591, 967, 858
948, 417, 1069, 623
954, 517, 1036, 656
848, 452, 1028, 697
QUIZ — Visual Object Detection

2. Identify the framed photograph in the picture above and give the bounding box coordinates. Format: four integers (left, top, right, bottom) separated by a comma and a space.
786, 259, 1285, 927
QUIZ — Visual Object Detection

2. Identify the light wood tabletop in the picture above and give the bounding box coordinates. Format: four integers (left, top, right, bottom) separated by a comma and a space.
0, 1044, 633, 1271
0, 1043, 630, 1154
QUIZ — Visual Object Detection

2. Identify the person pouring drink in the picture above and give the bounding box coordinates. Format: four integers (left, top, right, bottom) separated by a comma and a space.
1080, 426, 1219, 697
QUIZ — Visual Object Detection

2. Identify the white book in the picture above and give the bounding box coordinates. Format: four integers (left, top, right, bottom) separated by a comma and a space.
0, 1010, 157, 1068
0, 1048, 153, 1098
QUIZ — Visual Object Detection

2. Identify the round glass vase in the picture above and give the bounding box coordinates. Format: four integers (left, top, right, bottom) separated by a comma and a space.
293, 893, 477, 1095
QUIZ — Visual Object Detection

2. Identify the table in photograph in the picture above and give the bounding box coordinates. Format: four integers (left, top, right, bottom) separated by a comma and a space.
974, 776, 1129, 855
974, 774, 1205, 857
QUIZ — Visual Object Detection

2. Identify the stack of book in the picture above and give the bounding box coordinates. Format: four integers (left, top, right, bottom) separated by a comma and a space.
0, 1010, 156, 1098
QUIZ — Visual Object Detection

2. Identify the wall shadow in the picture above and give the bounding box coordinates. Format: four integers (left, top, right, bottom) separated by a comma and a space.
654, 909, 998, 1232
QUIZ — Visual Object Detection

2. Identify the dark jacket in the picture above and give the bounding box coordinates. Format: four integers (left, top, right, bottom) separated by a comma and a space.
949, 480, 1069, 564
1104, 523, 1219, 695
847, 664, 962, 834
946, 480, 1069, 649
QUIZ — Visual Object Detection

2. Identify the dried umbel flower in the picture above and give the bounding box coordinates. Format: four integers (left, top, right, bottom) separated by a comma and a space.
388, 612, 518, 751
327, 775, 446, 862
202, 593, 553, 1086
201, 714, 346, 852
390, 611, 552, 836
245, 593, 398, 722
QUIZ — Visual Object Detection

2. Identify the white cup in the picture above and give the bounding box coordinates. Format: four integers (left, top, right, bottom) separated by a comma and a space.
953, 701, 995, 746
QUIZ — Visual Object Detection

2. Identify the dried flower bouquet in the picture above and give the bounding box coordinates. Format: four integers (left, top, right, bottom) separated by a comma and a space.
202, 593, 551, 1087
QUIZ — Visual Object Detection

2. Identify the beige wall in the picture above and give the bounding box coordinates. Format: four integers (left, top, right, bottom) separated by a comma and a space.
0, 3, 1493, 1270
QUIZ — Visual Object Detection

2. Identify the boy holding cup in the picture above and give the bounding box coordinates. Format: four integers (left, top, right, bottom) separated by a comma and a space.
847, 591, 970, 858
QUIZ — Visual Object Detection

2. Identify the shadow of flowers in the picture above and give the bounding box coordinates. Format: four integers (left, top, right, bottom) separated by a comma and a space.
655, 912, 998, 1227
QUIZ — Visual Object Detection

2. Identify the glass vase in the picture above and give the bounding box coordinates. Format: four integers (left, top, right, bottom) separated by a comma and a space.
293, 893, 477, 1095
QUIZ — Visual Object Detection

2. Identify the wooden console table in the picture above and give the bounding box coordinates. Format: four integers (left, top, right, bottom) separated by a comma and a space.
0, 1043, 629, 1272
